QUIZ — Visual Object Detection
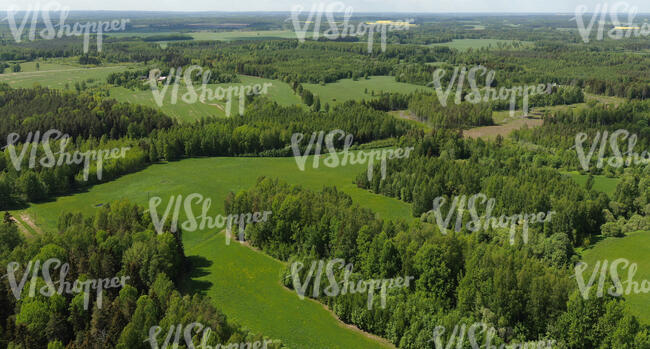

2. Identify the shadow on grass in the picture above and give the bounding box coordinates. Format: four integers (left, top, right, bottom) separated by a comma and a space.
180, 255, 214, 295
581, 234, 609, 252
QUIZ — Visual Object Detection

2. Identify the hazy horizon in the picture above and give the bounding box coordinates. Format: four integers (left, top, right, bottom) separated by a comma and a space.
0, 0, 648, 14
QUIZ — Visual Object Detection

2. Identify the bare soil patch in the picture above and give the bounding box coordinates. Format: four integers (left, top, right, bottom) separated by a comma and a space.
464, 117, 543, 140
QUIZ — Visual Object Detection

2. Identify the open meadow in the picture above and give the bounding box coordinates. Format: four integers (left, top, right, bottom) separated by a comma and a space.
109, 75, 301, 121
0, 64, 128, 89
304, 76, 431, 106
581, 231, 650, 324
11, 154, 411, 349
564, 171, 621, 197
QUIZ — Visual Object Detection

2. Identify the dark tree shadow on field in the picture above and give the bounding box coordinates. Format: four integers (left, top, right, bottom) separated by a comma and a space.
581, 234, 607, 252
180, 255, 214, 295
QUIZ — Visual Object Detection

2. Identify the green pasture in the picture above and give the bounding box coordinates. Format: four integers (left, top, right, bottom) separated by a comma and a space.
564, 171, 620, 197
189, 30, 298, 41
109, 75, 301, 122
18, 154, 411, 232
103, 31, 183, 38
0, 64, 128, 89
581, 231, 650, 324
104, 30, 297, 42
428, 39, 531, 50
13, 154, 412, 348
304, 76, 431, 106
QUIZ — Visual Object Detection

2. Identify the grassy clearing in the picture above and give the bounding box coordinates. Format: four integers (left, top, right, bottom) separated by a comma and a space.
581, 231, 650, 324
0, 64, 128, 89
492, 103, 587, 124
14, 154, 410, 348
190, 231, 395, 349
104, 30, 297, 42
109, 75, 301, 122
190, 30, 298, 41
19, 154, 412, 232
464, 117, 543, 140
304, 76, 431, 106
477, 102, 590, 141
428, 39, 531, 50
103, 31, 183, 38
388, 110, 431, 131
9, 61, 73, 73
564, 171, 620, 197
584, 92, 626, 107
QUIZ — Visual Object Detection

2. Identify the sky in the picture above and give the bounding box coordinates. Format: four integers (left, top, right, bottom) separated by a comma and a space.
0, 0, 649, 13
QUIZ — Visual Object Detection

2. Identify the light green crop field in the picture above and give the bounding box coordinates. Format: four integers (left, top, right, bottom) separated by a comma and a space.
0, 64, 128, 89
17, 154, 411, 232
104, 30, 297, 42
7, 61, 73, 73
304, 76, 431, 106
565, 171, 620, 197
428, 39, 531, 50
103, 31, 183, 38
581, 231, 650, 324
189, 30, 298, 41
109, 75, 302, 122
13, 154, 412, 349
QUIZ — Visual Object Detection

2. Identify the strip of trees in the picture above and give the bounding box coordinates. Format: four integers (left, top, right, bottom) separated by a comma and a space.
0, 201, 283, 348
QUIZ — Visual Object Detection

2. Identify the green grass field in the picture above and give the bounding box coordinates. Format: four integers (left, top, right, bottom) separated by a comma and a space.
109, 75, 302, 122
103, 31, 184, 38
189, 30, 298, 41
7, 61, 74, 73
564, 171, 620, 197
304, 76, 431, 106
13, 154, 412, 349
104, 30, 297, 42
0, 64, 128, 89
581, 231, 650, 324
0, 59, 301, 122
428, 39, 531, 50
